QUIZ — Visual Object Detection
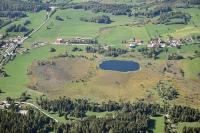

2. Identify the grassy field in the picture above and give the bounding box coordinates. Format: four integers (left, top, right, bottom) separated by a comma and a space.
149, 116, 165, 133
22, 8, 198, 48
182, 58, 200, 79
0, 0, 200, 113
0, 45, 70, 101
24, 9, 139, 47
1, 7, 199, 48
0, 11, 47, 36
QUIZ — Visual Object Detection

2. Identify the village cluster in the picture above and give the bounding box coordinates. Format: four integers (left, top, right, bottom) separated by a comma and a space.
55, 37, 97, 45
128, 37, 193, 48
0, 36, 23, 66
0, 100, 28, 115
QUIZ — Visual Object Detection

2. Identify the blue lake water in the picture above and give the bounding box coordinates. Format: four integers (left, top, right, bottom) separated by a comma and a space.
99, 60, 140, 72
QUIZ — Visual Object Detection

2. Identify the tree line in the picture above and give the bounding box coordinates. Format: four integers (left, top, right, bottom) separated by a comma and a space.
134, 5, 172, 18
138, 47, 163, 60
37, 96, 166, 118
55, 111, 149, 133
182, 126, 200, 133
157, 11, 191, 25
85, 46, 128, 57
6, 23, 34, 37
0, 18, 11, 28
80, 15, 112, 24
0, 0, 48, 19
71, 2, 132, 16
0, 0, 48, 12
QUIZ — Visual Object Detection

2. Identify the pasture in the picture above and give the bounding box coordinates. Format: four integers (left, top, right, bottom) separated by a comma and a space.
149, 116, 165, 133
0, 43, 199, 109
22, 8, 200, 48
0, 45, 70, 101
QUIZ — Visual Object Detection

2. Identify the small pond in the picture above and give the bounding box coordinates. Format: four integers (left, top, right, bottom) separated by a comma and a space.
99, 60, 140, 72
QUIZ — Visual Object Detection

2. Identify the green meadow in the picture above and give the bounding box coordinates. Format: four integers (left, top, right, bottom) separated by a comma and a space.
0, 11, 47, 36
0, 45, 70, 101
22, 8, 200, 48
149, 116, 165, 133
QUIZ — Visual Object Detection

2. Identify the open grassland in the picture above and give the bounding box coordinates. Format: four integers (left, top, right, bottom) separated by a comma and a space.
0, 44, 200, 109
24, 8, 139, 47
159, 44, 200, 60
149, 116, 165, 133
0, 11, 47, 36
166, 8, 200, 39
0, 45, 71, 101
22, 8, 200, 48
97, 26, 150, 46
182, 58, 200, 79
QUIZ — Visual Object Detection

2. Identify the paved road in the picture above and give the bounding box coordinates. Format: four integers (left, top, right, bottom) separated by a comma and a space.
22, 102, 58, 123
21, 13, 50, 42
22, 8, 56, 43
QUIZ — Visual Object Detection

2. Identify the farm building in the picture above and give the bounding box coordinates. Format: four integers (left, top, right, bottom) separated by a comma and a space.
55, 38, 65, 44
147, 38, 165, 48
67, 37, 96, 44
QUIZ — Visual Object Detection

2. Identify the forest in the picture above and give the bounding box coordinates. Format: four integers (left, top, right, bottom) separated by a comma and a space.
71, 2, 132, 16
157, 11, 191, 25
1, 96, 199, 133
35, 96, 200, 133
0, 100, 54, 133
0, 0, 48, 19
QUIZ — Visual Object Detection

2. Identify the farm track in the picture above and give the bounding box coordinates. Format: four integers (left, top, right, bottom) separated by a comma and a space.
22, 102, 58, 123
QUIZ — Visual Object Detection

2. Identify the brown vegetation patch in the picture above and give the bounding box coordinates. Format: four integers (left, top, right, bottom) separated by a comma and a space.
28, 57, 95, 92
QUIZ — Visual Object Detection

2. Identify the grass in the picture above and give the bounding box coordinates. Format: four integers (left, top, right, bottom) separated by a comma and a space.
182, 58, 200, 79
149, 116, 165, 133
0, 45, 70, 101
86, 111, 115, 118
158, 44, 200, 60
1, 7, 199, 48
24, 8, 139, 47
97, 25, 150, 46
23, 8, 196, 48
0, 11, 47, 36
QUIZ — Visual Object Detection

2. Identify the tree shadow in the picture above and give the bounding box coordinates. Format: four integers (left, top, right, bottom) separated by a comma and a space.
148, 119, 156, 129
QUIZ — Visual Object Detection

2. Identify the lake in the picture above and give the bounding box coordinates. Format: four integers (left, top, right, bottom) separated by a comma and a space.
99, 60, 140, 72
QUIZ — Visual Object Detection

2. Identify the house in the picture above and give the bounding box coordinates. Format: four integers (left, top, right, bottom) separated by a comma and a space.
129, 38, 143, 48
18, 110, 28, 115
129, 43, 136, 48
0, 34, 3, 39
168, 39, 182, 47
134, 38, 143, 45
147, 38, 165, 48
55, 38, 65, 44
67, 37, 96, 44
